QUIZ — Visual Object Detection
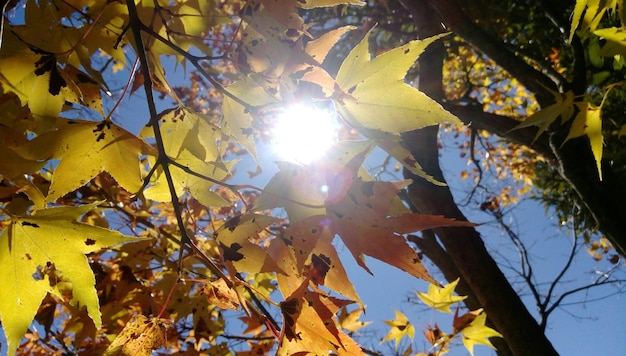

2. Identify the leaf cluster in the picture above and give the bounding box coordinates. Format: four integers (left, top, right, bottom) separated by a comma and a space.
0, 0, 482, 355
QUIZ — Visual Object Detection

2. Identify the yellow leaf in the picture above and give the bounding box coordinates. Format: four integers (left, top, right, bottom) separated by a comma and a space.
338, 307, 371, 333
563, 102, 603, 180
417, 278, 467, 313
278, 290, 361, 356
334, 29, 460, 133
140, 107, 223, 161
214, 213, 284, 274
306, 26, 356, 65
253, 161, 328, 223
512, 89, 575, 142
460, 311, 503, 356
382, 310, 415, 347
593, 27, 626, 57
0, 203, 146, 356
103, 315, 169, 356
144, 150, 234, 207
0, 127, 45, 179
16, 119, 156, 203
618, 123, 626, 136
281, 214, 362, 305
222, 76, 278, 161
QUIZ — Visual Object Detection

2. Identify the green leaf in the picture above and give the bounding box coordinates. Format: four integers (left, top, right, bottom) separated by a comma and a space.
0, 203, 146, 356
334, 30, 460, 133
417, 278, 467, 313
16, 119, 156, 203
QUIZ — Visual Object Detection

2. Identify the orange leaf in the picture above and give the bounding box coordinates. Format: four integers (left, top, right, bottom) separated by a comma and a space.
281, 214, 361, 305
326, 170, 474, 283
277, 289, 362, 356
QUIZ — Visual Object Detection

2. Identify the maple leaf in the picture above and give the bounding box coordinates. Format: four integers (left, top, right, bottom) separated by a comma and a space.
16, 119, 156, 203
280, 214, 361, 304
278, 288, 362, 356
0, 203, 146, 355
144, 150, 234, 208
382, 310, 415, 347
140, 107, 224, 162
512, 88, 575, 142
333, 29, 460, 134
338, 307, 371, 334
214, 213, 285, 274
103, 315, 169, 356
222, 76, 278, 161
563, 101, 603, 180
254, 140, 375, 223
0, 126, 45, 180
459, 311, 503, 356
200, 279, 240, 310
253, 161, 328, 223
417, 278, 467, 313
325, 156, 475, 283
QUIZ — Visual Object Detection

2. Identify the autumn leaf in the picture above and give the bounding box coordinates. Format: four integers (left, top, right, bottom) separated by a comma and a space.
278, 289, 362, 356
253, 161, 328, 222
512, 88, 575, 142
333, 29, 460, 133
563, 101, 603, 180
281, 214, 361, 304
382, 310, 415, 347
0, 203, 146, 356
222, 76, 278, 160
0, 126, 45, 179
140, 107, 224, 162
338, 307, 371, 334
326, 156, 475, 283
144, 150, 234, 208
459, 311, 503, 356
254, 140, 374, 223
200, 279, 240, 311
16, 119, 156, 203
103, 315, 169, 356
417, 278, 467, 313
214, 213, 284, 274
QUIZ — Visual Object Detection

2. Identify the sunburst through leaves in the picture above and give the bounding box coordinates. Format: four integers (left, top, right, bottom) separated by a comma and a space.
271, 104, 338, 164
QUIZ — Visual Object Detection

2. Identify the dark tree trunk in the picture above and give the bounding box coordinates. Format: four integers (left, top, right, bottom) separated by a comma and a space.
398, 1, 560, 354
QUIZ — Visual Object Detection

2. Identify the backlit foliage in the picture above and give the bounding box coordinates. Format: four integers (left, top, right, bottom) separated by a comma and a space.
0, 0, 495, 355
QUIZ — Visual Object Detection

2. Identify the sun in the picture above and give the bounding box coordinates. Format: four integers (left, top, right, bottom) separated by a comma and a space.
271, 104, 338, 164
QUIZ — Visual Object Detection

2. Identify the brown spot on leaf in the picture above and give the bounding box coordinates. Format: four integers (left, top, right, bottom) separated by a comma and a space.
85, 238, 96, 246
221, 242, 244, 261
21, 221, 40, 228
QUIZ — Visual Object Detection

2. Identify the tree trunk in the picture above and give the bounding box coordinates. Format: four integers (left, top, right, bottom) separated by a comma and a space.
399, 1, 560, 354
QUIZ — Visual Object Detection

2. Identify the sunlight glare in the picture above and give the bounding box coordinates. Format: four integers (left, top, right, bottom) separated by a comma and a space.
272, 104, 337, 164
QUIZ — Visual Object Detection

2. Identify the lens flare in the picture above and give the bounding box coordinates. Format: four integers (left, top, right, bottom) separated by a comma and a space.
272, 104, 337, 164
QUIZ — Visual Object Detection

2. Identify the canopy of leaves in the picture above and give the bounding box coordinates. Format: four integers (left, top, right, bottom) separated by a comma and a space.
1, 0, 624, 355
0, 0, 476, 355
